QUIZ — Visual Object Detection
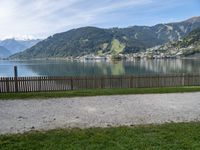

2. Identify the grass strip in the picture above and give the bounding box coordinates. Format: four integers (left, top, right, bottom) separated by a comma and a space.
1, 122, 200, 149
0, 86, 200, 100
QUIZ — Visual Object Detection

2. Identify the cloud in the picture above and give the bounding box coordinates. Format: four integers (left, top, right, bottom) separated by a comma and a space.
0, 0, 152, 39
0, 0, 199, 40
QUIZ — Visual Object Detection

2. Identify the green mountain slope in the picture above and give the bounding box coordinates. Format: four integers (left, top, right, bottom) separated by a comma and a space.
144, 27, 200, 58
10, 16, 200, 59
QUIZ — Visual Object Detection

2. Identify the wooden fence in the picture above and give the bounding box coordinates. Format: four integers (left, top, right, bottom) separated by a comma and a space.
0, 74, 200, 93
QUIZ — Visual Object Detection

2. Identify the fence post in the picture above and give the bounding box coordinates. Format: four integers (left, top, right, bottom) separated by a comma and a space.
182, 73, 185, 86
130, 76, 133, 88
85, 76, 88, 89
94, 76, 97, 89
110, 76, 112, 88
0, 77, 1, 93
6, 78, 10, 92
101, 77, 104, 89
71, 77, 73, 90
14, 66, 18, 92
38, 77, 41, 92
120, 76, 123, 88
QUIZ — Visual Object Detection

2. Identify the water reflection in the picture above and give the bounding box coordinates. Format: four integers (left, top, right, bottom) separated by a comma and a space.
136, 59, 200, 74
0, 59, 200, 77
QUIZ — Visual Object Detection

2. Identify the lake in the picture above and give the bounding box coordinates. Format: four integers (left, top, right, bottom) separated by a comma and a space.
0, 59, 200, 77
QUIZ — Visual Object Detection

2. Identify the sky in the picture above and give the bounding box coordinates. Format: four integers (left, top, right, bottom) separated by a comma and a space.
0, 0, 199, 40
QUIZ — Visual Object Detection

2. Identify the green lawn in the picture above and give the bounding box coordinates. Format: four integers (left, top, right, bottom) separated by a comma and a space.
1, 122, 200, 150
0, 86, 200, 100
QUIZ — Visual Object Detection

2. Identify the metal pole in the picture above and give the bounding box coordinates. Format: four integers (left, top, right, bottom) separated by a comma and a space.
14, 66, 18, 92
14, 66, 18, 77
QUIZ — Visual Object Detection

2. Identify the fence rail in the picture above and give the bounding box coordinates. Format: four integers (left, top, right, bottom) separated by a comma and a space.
0, 74, 200, 93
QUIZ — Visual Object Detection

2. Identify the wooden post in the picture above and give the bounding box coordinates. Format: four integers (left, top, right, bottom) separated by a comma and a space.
6, 78, 10, 93
120, 76, 123, 88
0, 77, 1, 93
14, 66, 18, 78
101, 77, 104, 89
14, 66, 18, 92
85, 76, 88, 89
110, 76, 112, 88
182, 73, 185, 86
38, 77, 41, 92
71, 77, 73, 90
130, 76, 133, 88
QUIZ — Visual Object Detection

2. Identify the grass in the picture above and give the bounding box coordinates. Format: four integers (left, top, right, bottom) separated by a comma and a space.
0, 86, 200, 100
1, 122, 200, 149
110, 39, 125, 55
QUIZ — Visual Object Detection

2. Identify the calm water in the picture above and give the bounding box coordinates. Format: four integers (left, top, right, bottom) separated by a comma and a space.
0, 59, 200, 77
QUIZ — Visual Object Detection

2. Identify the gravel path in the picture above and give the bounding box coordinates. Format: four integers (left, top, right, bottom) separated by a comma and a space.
1, 92, 200, 134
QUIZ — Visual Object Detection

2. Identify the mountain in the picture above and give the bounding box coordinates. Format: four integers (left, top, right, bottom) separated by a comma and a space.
10, 16, 200, 59
18, 39, 41, 49
0, 46, 11, 58
0, 39, 26, 54
142, 27, 200, 58
0, 39, 41, 55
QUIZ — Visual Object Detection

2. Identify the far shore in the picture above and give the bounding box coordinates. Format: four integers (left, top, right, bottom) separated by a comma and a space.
2, 55, 200, 62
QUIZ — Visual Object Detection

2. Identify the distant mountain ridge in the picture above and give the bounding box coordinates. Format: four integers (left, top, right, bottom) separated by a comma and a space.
0, 39, 41, 56
10, 16, 200, 59
0, 46, 11, 58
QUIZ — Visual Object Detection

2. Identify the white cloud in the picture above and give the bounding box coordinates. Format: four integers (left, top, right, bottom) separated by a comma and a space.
0, 0, 152, 39
1, 0, 197, 40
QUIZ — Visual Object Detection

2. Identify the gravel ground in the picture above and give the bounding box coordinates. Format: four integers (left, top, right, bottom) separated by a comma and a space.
0, 92, 200, 134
